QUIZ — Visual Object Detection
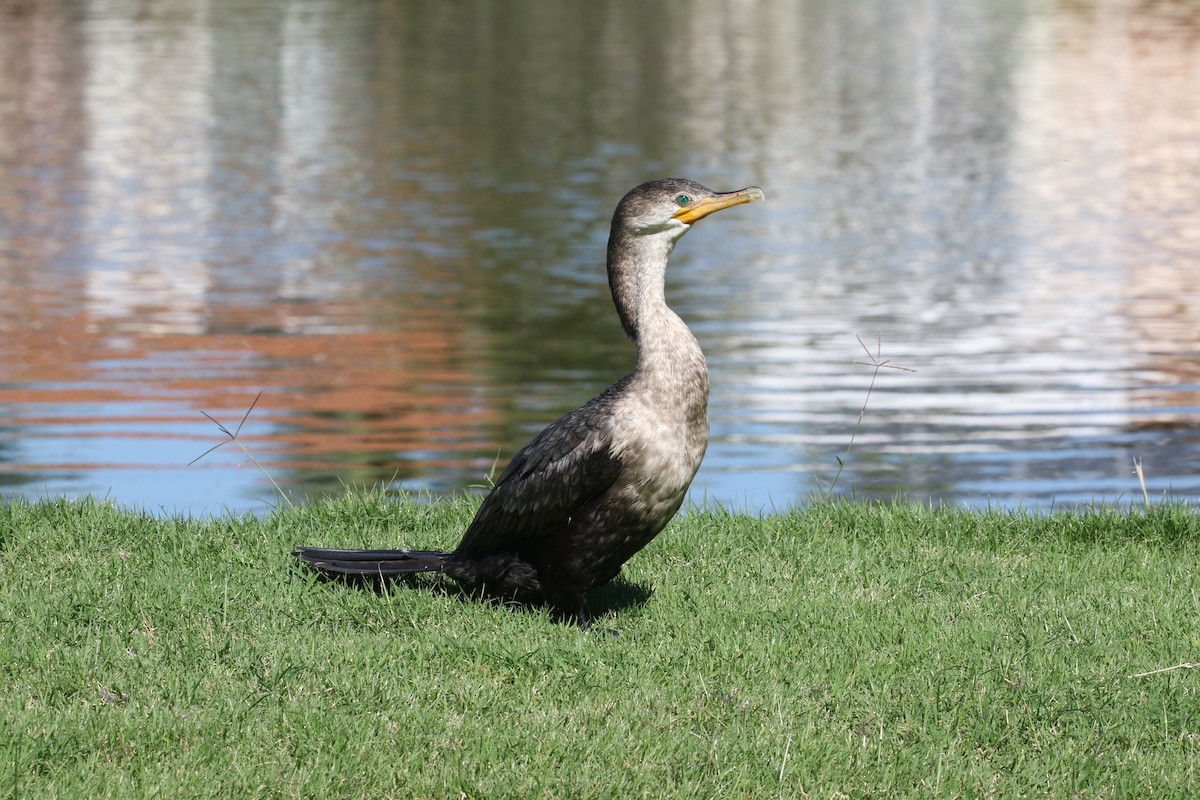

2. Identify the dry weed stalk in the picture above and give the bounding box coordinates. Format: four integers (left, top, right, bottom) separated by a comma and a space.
1132, 457, 1150, 507
826, 332, 916, 494
190, 390, 293, 507
1127, 662, 1200, 679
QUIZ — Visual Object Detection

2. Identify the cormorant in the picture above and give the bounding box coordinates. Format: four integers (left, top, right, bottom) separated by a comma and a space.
295, 178, 764, 624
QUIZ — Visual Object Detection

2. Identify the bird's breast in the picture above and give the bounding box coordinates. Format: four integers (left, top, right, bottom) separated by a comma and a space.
609, 376, 709, 504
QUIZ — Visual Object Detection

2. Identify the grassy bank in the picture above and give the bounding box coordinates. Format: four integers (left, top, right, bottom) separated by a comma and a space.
1, 492, 1198, 798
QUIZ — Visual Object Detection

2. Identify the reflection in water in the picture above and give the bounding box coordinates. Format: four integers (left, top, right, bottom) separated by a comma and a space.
0, 0, 1197, 514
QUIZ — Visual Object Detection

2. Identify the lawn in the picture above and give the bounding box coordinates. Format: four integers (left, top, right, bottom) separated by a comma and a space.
1, 492, 1197, 798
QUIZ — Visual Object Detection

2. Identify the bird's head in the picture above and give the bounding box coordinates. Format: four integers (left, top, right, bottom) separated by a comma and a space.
606, 178, 764, 340
612, 178, 765, 239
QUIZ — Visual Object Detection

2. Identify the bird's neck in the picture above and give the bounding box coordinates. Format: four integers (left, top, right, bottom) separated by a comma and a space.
607, 228, 709, 392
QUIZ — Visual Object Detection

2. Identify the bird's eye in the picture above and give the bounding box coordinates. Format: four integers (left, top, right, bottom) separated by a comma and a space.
676, 194, 690, 207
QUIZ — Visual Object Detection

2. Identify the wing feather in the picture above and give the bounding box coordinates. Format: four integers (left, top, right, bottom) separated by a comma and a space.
454, 384, 627, 555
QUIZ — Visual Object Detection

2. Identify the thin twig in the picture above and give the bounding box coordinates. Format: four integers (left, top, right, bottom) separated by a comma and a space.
190, 391, 293, 507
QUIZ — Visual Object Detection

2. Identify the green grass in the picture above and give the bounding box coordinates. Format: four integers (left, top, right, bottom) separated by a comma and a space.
2, 492, 1198, 798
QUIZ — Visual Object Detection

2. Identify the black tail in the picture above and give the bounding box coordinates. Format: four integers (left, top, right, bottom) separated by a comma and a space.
293, 547, 449, 577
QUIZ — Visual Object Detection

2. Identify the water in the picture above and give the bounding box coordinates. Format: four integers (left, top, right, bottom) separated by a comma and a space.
1, 0, 1197, 515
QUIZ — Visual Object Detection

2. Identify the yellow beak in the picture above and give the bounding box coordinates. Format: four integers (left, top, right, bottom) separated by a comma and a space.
672, 186, 765, 225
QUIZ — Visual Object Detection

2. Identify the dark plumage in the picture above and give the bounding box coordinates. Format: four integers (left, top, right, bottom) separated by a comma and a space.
295, 178, 764, 624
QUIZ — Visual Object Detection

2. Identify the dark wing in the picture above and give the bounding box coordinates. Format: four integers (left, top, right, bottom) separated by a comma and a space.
454, 386, 627, 556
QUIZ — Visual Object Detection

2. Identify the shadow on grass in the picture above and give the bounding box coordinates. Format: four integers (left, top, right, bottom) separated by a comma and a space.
587, 575, 653, 618
293, 562, 653, 624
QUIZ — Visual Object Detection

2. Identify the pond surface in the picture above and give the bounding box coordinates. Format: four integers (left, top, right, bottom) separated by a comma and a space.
1, 0, 1198, 515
